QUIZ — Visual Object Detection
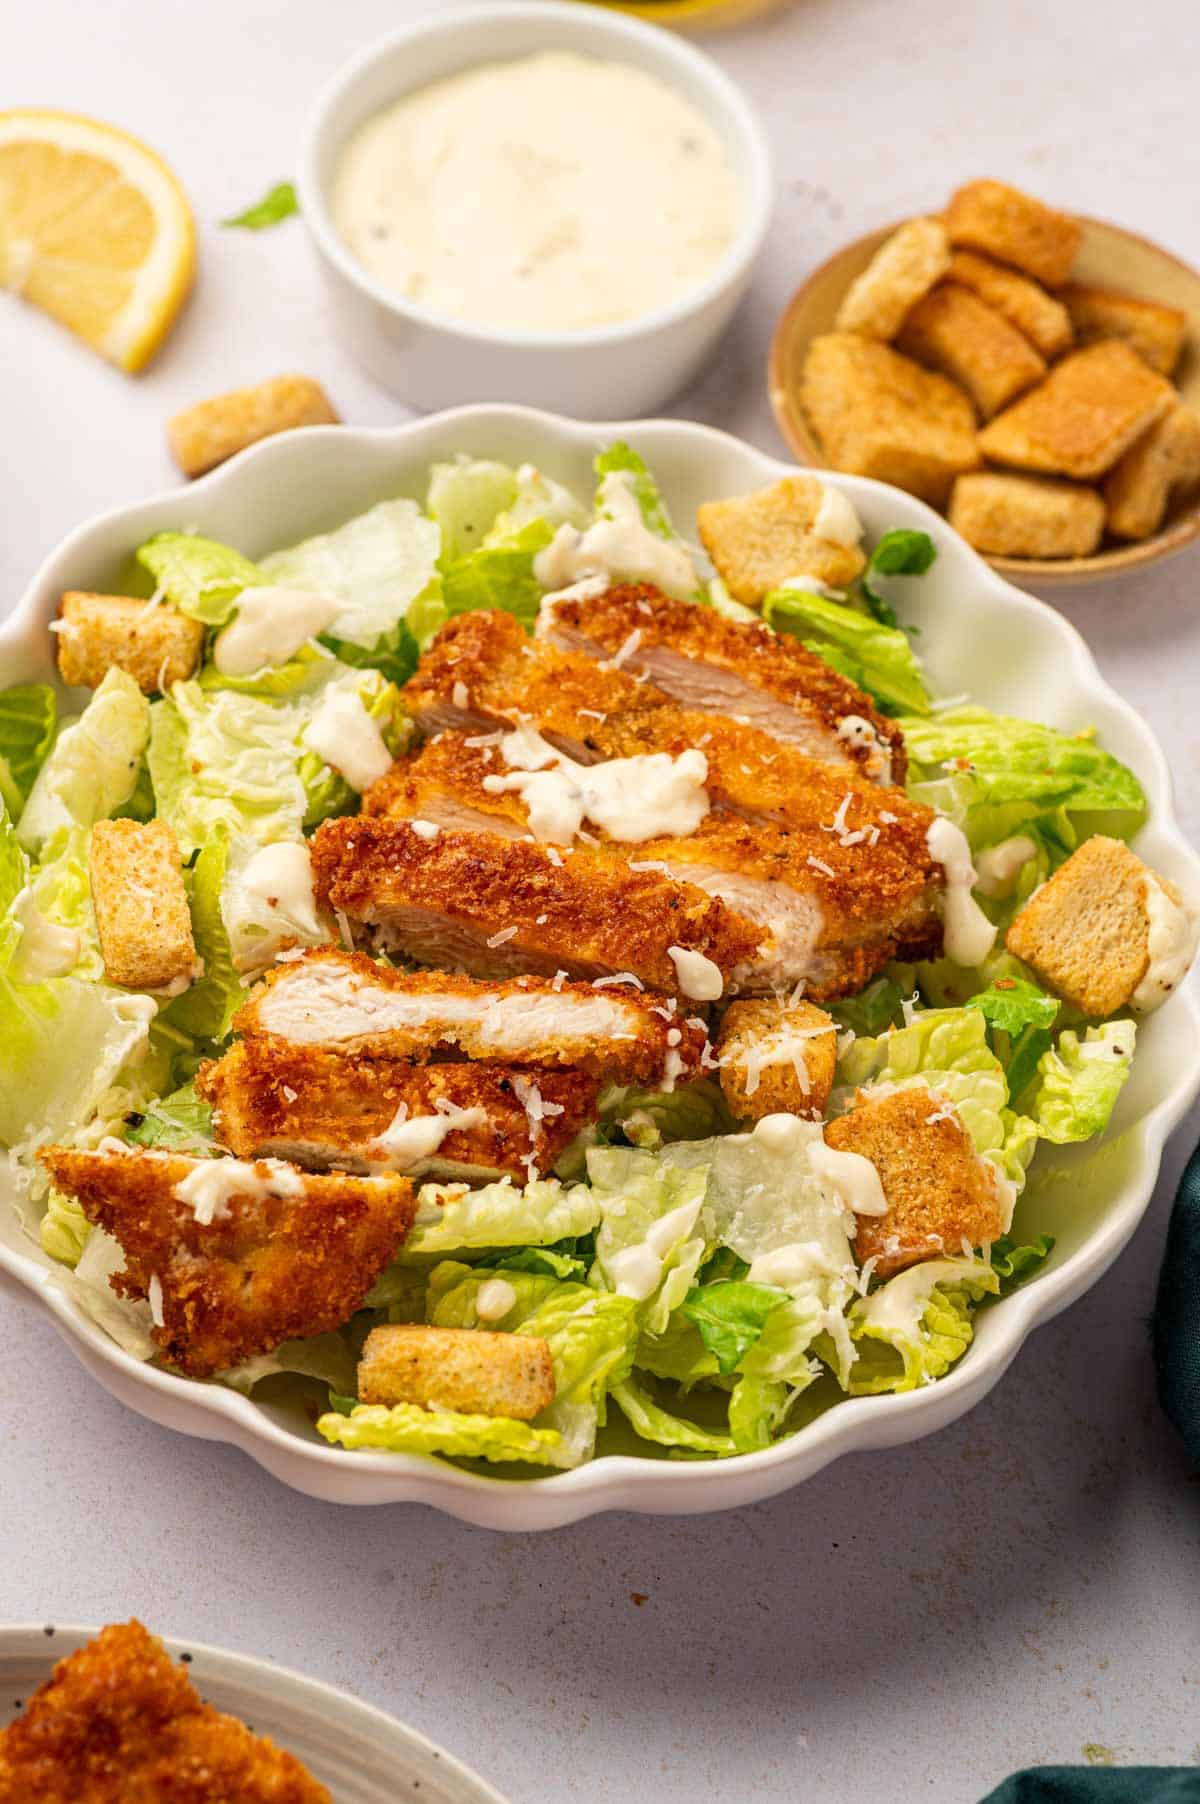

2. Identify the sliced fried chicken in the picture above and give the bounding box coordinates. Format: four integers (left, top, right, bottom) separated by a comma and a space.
537, 584, 905, 783
198, 1040, 601, 1184
233, 949, 709, 1086
39, 1146, 414, 1379
310, 814, 763, 993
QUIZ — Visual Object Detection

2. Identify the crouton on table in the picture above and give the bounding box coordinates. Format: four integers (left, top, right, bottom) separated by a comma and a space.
834, 217, 952, 341
978, 341, 1174, 479
1059, 284, 1187, 378
1104, 401, 1200, 540
946, 250, 1074, 359
800, 333, 980, 508
89, 818, 197, 991
949, 471, 1105, 558
945, 179, 1082, 287
897, 282, 1046, 419
696, 474, 866, 602
716, 997, 837, 1123
55, 591, 203, 693
168, 373, 339, 478
1006, 834, 1198, 1015
358, 1324, 556, 1420
824, 1086, 1008, 1278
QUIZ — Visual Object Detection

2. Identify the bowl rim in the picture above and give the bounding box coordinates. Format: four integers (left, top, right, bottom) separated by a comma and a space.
767, 211, 1200, 586
296, 0, 774, 352
3, 401, 1198, 1530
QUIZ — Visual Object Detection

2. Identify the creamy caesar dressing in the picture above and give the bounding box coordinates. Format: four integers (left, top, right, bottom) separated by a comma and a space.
212, 586, 340, 677
483, 722, 709, 846
475, 1277, 519, 1323
238, 842, 324, 939
747, 1240, 841, 1289
302, 688, 393, 791
858, 1255, 989, 1340
926, 816, 998, 967
535, 472, 699, 599
371, 1099, 490, 1171
173, 1157, 305, 1228
10, 890, 81, 982
835, 713, 892, 784
1132, 874, 1199, 1011
606, 1196, 703, 1302
667, 944, 724, 1002
974, 834, 1037, 899
332, 51, 740, 334
809, 1139, 889, 1217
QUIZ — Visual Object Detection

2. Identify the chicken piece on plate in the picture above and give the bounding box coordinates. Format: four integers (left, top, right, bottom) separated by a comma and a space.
198, 1039, 602, 1184
0, 1619, 331, 1804
536, 585, 906, 782
38, 1145, 414, 1378
715, 997, 838, 1122
234, 949, 710, 1087
310, 814, 763, 996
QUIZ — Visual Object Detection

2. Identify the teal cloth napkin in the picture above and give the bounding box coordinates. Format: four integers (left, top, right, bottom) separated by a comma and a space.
982, 1769, 1200, 1801
1153, 1140, 1200, 1462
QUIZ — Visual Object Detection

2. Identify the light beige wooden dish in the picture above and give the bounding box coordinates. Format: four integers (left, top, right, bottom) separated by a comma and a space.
769, 214, 1200, 585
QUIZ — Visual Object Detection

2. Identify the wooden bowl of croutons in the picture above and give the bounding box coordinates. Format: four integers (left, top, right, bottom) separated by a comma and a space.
769, 182, 1200, 584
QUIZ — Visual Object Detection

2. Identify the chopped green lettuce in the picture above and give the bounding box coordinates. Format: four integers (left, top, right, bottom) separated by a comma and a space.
594, 442, 676, 540
124, 1082, 215, 1154
0, 979, 155, 1150
317, 1401, 565, 1465
137, 531, 261, 625
260, 499, 445, 651
828, 975, 906, 1037
848, 1255, 999, 1394
763, 588, 931, 716
426, 1262, 560, 1329
588, 1147, 708, 1333
18, 670, 149, 851
611, 1376, 736, 1457
148, 682, 306, 856
1027, 1022, 1136, 1143
966, 974, 1060, 1106
487, 465, 588, 543
0, 684, 56, 816
162, 838, 240, 1040
990, 1233, 1054, 1293
441, 519, 555, 630
427, 457, 519, 560
40, 1185, 92, 1267
679, 1280, 788, 1375
401, 1176, 602, 1259
859, 528, 937, 626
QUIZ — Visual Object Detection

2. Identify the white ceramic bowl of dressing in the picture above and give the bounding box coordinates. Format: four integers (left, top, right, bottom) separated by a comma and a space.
297, 2, 773, 415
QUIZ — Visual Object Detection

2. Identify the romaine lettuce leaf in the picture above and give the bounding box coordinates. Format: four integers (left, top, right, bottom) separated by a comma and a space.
1027, 1022, 1136, 1143
123, 1081, 215, 1155
428, 457, 519, 560
260, 499, 445, 651
148, 683, 307, 856
297, 667, 410, 828
442, 519, 555, 630
763, 587, 931, 716
137, 531, 261, 625
990, 1233, 1054, 1293
160, 838, 240, 1040
426, 1262, 561, 1329
966, 974, 1059, 1107
679, 1279, 788, 1375
24, 825, 101, 981
859, 528, 937, 626
317, 1401, 565, 1464
588, 1147, 708, 1333
611, 1376, 736, 1457
727, 1292, 827, 1447
0, 684, 56, 816
487, 464, 588, 543
847, 1254, 998, 1394
401, 1176, 603, 1258
17, 670, 149, 851
599, 1077, 734, 1150
0, 804, 27, 974
40, 1185, 93, 1267
593, 442, 676, 540
0, 978, 155, 1150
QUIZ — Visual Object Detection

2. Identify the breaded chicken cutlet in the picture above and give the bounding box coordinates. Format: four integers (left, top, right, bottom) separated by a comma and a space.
310, 814, 764, 994
39, 1147, 414, 1378
0, 1619, 330, 1804
198, 1039, 603, 1183
234, 949, 710, 1086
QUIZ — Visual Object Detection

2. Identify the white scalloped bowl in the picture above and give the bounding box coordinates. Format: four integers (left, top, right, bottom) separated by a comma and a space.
2, 406, 1197, 1530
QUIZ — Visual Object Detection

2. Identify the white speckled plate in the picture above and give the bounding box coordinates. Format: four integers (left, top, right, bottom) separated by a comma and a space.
0, 1624, 507, 1802
2, 405, 1198, 1527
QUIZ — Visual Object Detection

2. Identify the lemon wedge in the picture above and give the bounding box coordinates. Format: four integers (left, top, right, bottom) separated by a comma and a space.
0, 109, 195, 373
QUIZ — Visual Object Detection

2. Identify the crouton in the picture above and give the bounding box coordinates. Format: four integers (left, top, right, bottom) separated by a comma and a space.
949, 471, 1105, 558
897, 282, 1047, 419
696, 474, 866, 601
946, 251, 1073, 359
55, 591, 204, 694
1006, 835, 1197, 1015
825, 1087, 1007, 1278
834, 217, 952, 341
358, 1323, 556, 1420
1059, 284, 1187, 378
977, 341, 1174, 480
944, 179, 1081, 287
167, 374, 339, 478
716, 997, 837, 1122
89, 819, 197, 991
800, 333, 980, 508
1104, 400, 1200, 540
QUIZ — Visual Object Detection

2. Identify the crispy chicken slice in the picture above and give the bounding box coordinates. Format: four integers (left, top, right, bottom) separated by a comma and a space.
309, 815, 764, 993
537, 584, 905, 783
0, 1619, 331, 1804
198, 1040, 602, 1184
234, 949, 709, 1087
39, 1146, 414, 1379
363, 737, 942, 998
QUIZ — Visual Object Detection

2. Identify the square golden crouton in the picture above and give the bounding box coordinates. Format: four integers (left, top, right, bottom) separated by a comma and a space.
897, 282, 1046, 419
946, 251, 1073, 359
977, 341, 1175, 480
89, 818, 198, 991
167, 374, 339, 478
716, 998, 837, 1123
1006, 835, 1197, 1015
825, 1087, 1007, 1278
1059, 284, 1187, 377
55, 591, 204, 694
696, 475, 867, 601
944, 179, 1082, 287
834, 217, 952, 341
949, 471, 1105, 558
800, 333, 980, 508
1104, 401, 1200, 540
358, 1324, 556, 1421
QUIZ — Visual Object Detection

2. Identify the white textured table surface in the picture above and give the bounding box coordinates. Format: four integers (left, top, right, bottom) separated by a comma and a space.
3, 3, 1200, 1799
